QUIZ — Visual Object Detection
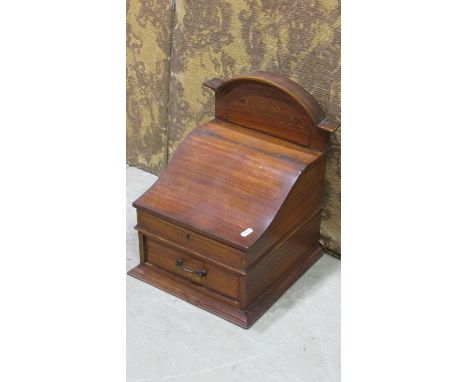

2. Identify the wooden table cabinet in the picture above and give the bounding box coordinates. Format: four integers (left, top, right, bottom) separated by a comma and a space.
128, 71, 340, 328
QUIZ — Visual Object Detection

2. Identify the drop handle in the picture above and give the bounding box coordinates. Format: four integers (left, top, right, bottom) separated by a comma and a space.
175, 259, 207, 277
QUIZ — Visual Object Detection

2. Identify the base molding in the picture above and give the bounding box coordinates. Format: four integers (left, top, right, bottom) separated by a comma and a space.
128, 244, 323, 329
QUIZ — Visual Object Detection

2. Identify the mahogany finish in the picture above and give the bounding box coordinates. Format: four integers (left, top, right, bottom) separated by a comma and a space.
128, 71, 339, 328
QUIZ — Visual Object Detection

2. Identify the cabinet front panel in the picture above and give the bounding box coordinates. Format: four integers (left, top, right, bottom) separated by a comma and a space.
138, 211, 244, 268
145, 236, 239, 300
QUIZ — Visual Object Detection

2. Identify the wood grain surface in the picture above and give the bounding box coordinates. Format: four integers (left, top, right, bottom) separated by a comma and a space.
129, 72, 338, 328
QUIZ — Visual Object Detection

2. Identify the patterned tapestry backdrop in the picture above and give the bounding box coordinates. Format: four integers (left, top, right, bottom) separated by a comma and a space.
127, 0, 341, 255
126, 0, 173, 174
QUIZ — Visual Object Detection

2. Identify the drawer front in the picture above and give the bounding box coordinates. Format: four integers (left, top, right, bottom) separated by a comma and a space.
145, 236, 239, 300
138, 211, 243, 268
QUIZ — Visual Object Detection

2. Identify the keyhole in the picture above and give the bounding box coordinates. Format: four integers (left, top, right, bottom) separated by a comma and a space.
187, 234, 190, 240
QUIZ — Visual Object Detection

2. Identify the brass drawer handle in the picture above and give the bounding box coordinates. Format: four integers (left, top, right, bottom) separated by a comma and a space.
175, 259, 207, 277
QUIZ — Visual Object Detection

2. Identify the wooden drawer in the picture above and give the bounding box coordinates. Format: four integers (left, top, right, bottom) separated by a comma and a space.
137, 211, 244, 268
145, 236, 239, 300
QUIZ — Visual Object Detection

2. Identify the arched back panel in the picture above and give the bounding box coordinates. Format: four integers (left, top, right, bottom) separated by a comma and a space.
205, 72, 339, 152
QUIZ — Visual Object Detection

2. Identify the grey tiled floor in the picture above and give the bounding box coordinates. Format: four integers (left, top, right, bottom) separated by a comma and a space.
127, 165, 341, 382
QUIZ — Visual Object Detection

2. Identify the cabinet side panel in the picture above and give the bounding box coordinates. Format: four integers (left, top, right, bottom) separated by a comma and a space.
247, 155, 326, 266
245, 213, 321, 308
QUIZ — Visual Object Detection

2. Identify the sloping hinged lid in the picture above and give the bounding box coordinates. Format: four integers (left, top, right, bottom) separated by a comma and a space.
133, 121, 320, 250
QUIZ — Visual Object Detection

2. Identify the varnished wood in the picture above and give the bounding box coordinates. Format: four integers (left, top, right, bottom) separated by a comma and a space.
129, 71, 339, 328
133, 120, 318, 250
128, 244, 323, 328
146, 236, 240, 300
208, 71, 339, 150
136, 211, 244, 269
